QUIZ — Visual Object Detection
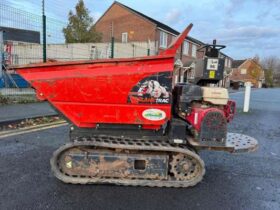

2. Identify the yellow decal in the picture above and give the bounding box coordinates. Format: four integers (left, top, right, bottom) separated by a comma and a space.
209, 71, 215, 79
66, 161, 72, 169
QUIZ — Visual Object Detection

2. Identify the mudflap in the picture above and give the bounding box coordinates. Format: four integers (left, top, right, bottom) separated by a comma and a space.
188, 132, 258, 153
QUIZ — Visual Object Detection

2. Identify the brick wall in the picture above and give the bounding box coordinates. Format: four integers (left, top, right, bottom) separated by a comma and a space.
95, 4, 156, 43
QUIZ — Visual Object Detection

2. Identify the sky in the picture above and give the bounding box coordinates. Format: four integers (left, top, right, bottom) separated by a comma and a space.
1, 0, 280, 59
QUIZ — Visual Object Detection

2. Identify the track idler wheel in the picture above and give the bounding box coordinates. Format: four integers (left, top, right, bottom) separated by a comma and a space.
170, 153, 203, 181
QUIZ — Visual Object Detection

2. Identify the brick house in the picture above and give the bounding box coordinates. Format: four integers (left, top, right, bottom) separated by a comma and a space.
220, 53, 233, 88
273, 72, 280, 86
229, 59, 265, 88
0, 26, 40, 44
95, 1, 232, 86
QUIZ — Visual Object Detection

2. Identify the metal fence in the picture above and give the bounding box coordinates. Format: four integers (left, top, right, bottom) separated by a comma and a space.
0, 2, 156, 95
5, 41, 156, 65
0, 88, 35, 96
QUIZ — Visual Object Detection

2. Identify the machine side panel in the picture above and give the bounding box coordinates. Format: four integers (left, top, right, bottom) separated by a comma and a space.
17, 57, 174, 128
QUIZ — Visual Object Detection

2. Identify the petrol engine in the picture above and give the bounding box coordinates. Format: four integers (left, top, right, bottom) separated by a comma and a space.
174, 84, 236, 146
173, 40, 236, 146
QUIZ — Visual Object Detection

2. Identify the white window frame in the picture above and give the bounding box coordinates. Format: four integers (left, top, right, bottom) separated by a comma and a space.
191, 44, 197, 58
190, 69, 195, 79
183, 41, 189, 55
159, 30, 168, 48
122, 32, 128, 43
228, 59, 232, 68
241, 68, 247, 75
225, 58, 228, 67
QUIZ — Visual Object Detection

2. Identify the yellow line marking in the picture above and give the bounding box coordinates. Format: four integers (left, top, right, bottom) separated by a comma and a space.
0, 122, 68, 139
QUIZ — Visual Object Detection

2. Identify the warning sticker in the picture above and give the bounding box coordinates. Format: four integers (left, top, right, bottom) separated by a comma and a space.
209, 71, 215, 79
207, 58, 219, 70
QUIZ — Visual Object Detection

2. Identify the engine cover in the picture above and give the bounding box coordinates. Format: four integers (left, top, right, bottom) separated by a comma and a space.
185, 107, 227, 146
200, 110, 227, 145
173, 83, 202, 113
201, 87, 229, 105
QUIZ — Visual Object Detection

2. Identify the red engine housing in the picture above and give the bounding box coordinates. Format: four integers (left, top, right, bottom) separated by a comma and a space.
185, 107, 223, 131
224, 100, 236, 122
185, 100, 236, 133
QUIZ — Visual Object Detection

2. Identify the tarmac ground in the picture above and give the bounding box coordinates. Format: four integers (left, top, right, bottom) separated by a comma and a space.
0, 88, 279, 210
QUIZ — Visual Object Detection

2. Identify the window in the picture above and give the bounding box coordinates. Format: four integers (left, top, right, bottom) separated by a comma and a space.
241, 68, 247, 74
225, 58, 228, 67
190, 69, 195, 79
192, 44, 197, 57
183, 41, 189, 55
159, 30, 168, 48
122, 32, 128, 43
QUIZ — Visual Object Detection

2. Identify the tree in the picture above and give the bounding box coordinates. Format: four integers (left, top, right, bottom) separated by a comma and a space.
264, 68, 274, 87
261, 56, 280, 87
63, 0, 102, 43
252, 54, 260, 64
261, 56, 278, 70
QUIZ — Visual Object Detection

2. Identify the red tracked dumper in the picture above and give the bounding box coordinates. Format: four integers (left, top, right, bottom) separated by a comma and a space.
14, 24, 258, 187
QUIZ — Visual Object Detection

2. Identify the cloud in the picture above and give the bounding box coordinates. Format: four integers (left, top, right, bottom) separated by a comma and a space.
220, 26, 280, 41
256, 9, 270, 19
165, 8, 182, 25
226, 0, 245, 17
273, 14, 280, 21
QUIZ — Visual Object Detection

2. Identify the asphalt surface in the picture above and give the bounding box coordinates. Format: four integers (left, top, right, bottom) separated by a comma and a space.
0, 88, 279, 210
0, 102, 56, 124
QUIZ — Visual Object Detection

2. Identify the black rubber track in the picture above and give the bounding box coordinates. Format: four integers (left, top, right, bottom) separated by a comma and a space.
50, 135, 205, 188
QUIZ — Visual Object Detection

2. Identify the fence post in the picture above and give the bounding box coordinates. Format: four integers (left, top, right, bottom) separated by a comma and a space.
42, 0, 47, 62
0, 31, 3, 79
147, 40, 151, 56
111, 37, 114, 58
132, 44, 135, 57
